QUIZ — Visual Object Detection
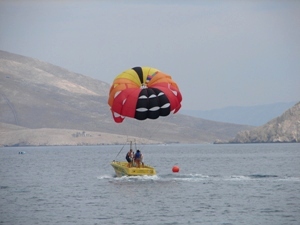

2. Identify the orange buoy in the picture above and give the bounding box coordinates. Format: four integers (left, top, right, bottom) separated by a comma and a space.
172, 165, 180, 173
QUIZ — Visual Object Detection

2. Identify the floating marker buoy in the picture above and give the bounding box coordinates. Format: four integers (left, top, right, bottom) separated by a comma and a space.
172, 165, 180, 173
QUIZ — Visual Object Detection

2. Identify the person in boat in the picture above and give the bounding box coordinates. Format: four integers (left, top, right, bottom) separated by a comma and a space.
140, 153, 144, 167
126, 149, 134, 167
134, 150, 142, 168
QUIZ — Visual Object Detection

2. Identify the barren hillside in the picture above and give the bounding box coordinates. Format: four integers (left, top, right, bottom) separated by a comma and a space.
0, 50, 252, 146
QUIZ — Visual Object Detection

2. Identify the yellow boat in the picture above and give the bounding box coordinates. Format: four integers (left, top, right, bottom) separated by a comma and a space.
111, 161, 156, 177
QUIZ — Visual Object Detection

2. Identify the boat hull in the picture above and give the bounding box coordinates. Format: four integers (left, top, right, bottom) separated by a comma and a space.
111, 161, 156, 177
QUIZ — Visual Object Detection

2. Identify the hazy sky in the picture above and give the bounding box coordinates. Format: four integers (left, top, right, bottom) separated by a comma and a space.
1, 0, 299, 110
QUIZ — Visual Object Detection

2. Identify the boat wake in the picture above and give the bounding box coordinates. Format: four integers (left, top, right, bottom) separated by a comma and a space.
98, 173, 300, 183
167, 174, 300, 182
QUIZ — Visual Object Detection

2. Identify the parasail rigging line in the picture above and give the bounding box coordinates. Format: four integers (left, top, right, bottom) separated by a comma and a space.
136, 118, 166, 152
114, 144, 126, 160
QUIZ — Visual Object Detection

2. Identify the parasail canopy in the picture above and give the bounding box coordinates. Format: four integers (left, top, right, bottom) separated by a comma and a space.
108, 66, 182, 123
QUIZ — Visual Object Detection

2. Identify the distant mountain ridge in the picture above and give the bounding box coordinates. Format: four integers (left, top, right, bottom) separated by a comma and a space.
0, 50, 252, 146
181, 101, 298, 126
223, 102, 300, 143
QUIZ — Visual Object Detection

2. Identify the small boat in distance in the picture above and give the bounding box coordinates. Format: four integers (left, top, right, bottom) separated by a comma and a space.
111, 160, 156, 177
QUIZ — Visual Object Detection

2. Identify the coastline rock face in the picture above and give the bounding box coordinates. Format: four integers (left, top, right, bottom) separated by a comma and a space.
229, 102, 300, 143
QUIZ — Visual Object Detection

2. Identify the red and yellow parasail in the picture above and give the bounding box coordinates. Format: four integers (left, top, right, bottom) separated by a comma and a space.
108, 66, 182, 123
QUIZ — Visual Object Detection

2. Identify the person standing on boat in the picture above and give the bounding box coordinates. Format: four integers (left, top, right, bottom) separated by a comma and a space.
126, 149, 134, 167
134, 150, 142, 168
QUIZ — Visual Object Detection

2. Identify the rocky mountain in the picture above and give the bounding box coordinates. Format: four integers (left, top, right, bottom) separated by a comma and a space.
227, 102, 300, 143
0, 50, 252, 146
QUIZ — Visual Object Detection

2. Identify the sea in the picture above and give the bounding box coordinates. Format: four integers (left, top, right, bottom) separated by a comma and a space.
0, 143, 299, 225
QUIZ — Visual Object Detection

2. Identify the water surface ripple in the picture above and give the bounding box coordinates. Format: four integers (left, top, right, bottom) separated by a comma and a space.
1, 144, 299, 224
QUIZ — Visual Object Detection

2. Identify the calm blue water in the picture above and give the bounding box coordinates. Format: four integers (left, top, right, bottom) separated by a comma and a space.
0, 144, 299, 225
